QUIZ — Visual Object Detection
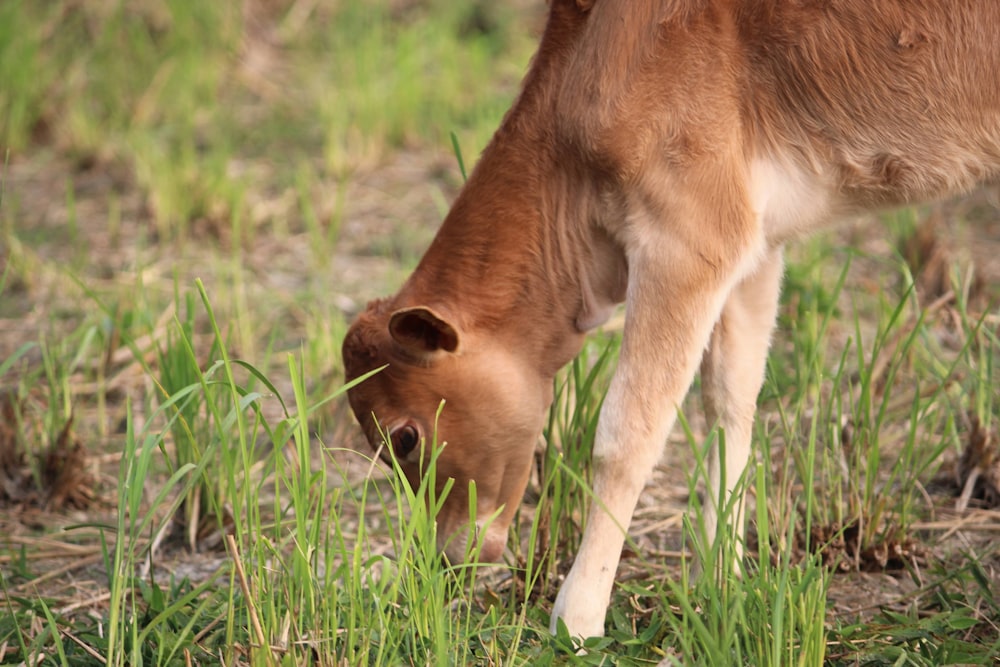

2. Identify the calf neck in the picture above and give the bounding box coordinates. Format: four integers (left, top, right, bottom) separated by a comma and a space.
343, 0, 1000, 639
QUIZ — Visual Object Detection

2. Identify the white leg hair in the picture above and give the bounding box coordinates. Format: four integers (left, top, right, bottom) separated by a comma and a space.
699, 247, 784, 562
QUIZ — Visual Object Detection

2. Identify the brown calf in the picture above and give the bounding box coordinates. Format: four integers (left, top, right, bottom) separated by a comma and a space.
342, 0, 1000, 639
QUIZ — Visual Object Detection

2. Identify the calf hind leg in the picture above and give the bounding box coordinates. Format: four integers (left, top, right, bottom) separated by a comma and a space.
698, 247, 784, 567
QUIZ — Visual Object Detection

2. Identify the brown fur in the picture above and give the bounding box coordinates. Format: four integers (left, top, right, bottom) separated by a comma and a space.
343, 0, 1000, 638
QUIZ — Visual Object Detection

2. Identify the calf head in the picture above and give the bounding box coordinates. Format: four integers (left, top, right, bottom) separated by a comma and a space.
342, 299, 552, 563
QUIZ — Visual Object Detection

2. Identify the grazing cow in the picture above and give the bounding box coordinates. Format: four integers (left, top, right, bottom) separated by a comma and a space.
342, 0, 1000, 639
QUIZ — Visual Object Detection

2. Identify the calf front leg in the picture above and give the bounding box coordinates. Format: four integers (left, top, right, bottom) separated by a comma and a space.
699, 248, 784, 565
550, 228, 764, 639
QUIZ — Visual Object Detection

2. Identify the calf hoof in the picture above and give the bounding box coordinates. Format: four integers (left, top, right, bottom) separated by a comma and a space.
549, 587, 606, 641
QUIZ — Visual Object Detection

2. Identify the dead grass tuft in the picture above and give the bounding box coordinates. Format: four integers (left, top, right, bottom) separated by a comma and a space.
955, 414, 1000, 511
0, 392, 95, 511
898, 211, 987, 307
807, 520, 925, 573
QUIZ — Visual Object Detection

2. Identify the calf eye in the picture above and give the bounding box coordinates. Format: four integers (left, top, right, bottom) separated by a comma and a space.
391, 423, 420, 459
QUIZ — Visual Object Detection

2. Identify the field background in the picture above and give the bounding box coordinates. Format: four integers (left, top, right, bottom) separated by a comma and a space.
1, 1, 999, 665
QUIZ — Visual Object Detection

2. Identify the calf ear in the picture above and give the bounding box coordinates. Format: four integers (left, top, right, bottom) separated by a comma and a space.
389, 307, 460, 355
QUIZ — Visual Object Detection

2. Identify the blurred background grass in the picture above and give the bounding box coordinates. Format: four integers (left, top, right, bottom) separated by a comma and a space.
0, 0, 541, 238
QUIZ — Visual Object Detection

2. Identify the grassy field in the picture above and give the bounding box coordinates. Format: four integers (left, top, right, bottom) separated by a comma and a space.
2, 1, 999, 665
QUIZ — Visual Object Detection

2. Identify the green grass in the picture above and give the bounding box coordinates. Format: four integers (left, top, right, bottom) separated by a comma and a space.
2, 1, 1000, 665
4, 271, 997, 664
